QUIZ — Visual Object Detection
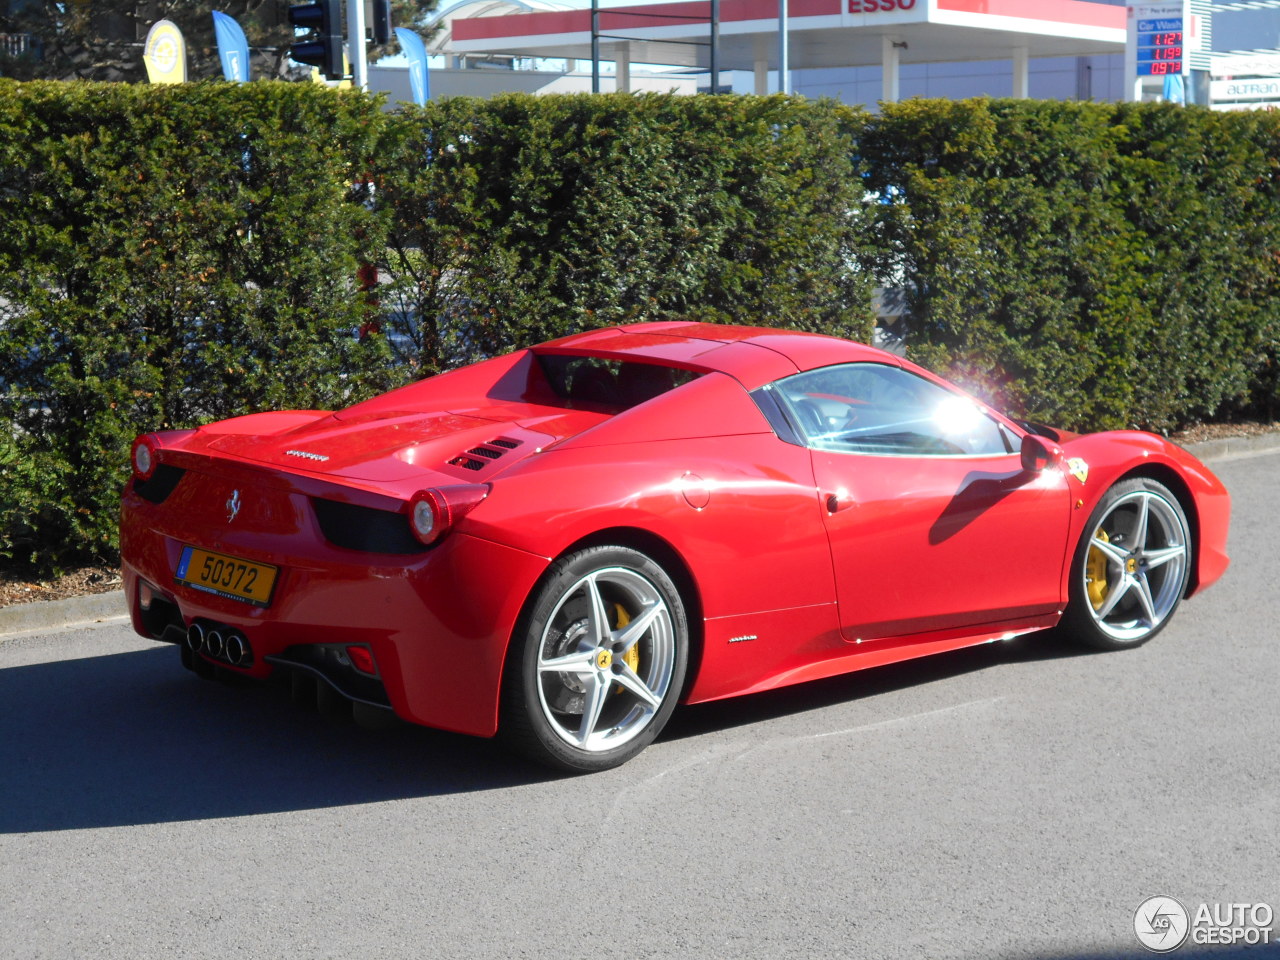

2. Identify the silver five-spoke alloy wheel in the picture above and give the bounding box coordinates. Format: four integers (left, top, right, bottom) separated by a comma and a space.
536, 566, 675, 752
1068, 478, 1192, 649
502, 546, 689, 772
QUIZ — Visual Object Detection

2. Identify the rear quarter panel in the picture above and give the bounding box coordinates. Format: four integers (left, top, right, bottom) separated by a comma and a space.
460, 372, 843, 702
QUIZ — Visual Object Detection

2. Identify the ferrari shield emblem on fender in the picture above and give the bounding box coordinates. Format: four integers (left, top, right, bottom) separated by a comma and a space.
1066, 458, 1089, 484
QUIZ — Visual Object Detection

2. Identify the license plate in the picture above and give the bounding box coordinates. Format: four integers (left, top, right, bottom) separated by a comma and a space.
175, 546, 278, 607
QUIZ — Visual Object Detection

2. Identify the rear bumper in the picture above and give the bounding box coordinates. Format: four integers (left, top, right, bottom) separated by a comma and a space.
122, 489, 549, 737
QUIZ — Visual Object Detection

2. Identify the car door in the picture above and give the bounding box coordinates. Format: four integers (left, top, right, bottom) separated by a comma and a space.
765, 363, 1073, 643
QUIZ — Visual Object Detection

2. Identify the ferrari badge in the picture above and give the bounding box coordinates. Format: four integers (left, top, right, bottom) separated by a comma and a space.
1066, 458, 1089, 484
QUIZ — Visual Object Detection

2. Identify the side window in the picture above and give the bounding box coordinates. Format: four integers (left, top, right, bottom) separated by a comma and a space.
770, 363, 1013, 457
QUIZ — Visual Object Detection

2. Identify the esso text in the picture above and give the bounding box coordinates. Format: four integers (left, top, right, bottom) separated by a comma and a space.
849, 0, 917, 12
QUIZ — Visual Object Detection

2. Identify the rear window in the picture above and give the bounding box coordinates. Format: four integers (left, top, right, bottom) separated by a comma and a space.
535, 354, 700, 413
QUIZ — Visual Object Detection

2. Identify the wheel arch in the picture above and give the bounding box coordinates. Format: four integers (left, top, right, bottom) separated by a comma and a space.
1113, 463, 1201, 595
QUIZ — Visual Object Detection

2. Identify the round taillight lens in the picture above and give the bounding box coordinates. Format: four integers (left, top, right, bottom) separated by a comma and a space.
131, 435, 158, 481
409, 490, 450, 545
407, 485, 488, 547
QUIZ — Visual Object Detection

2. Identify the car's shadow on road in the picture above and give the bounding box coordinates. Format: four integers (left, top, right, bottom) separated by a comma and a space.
665, 626, 1096, 742
0, 644, 558, 834
0, 628, 1095, 833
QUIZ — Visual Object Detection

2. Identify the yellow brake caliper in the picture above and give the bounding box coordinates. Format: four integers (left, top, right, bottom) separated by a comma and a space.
1086, 529, 1110, 611
613, 603, 639, 690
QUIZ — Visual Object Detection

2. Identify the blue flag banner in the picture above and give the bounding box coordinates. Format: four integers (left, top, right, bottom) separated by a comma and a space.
1162, 73, 1186, 105
212, 11, 250, 82
395, 28, 430, 105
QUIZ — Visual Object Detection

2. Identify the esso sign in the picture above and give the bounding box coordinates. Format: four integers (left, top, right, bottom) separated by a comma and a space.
849, 0, 916, 12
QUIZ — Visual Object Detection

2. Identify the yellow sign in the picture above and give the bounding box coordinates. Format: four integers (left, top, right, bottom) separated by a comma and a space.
143, 20, 187, 84
310, 50, 352, 89
175, 545, 278, 607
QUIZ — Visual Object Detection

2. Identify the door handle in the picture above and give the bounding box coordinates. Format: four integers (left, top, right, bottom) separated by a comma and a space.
825, 491, 853, 513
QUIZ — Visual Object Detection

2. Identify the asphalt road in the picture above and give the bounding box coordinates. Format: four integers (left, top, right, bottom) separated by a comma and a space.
1, 454, 1276, 960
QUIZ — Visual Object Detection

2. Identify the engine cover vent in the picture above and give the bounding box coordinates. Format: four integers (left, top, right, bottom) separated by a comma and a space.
447, 436, 524, 472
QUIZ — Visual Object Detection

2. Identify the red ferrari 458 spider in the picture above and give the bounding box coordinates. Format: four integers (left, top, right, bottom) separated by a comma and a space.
120, 322, 1230, 771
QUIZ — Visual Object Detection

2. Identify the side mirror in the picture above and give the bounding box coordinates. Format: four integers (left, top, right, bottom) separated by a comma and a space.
1020, 434, 1063, 474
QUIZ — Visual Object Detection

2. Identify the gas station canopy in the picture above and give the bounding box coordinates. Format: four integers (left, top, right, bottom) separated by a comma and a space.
449, 0, 1127, 96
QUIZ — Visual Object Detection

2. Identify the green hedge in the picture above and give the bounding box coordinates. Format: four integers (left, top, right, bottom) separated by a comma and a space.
3, 82, 1279, 573
0, 81, 398, 569
373, 92, 873, 371
0, 82, 872, 571
861, 97, 1280, 431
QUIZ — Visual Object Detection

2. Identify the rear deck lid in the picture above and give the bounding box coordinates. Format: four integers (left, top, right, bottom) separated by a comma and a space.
204, 409, 564, 483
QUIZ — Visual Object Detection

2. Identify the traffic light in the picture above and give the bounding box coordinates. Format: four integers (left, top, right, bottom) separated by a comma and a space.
372, 0, 392, 45
288, 0, 343, 80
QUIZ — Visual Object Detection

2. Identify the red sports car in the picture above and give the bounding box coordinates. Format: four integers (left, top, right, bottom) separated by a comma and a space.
120, 322, 1230, 771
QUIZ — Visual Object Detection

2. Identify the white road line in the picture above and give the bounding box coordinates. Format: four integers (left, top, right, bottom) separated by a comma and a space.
608, 695, 1007, 821
810, 695, 1006, 740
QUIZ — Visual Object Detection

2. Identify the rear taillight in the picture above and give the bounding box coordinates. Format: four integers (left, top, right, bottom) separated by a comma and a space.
407, 484, 489, 546
130, 434, 160, 481
409, 490, 448, 544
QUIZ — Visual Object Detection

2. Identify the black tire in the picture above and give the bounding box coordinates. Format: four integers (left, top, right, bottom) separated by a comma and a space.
500, 545, 689, 773
1061, 477, 1192, 651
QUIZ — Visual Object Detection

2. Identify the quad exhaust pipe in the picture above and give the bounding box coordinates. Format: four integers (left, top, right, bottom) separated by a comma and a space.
206, 627, 225, 659
223, 632, 247, 666
186, 620, 252, 667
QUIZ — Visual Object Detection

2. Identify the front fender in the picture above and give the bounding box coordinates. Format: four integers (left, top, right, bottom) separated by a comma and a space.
1058, 431, 1230, 598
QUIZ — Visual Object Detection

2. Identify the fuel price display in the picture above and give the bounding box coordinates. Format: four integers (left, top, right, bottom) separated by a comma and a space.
1137, 17, 1185, 76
